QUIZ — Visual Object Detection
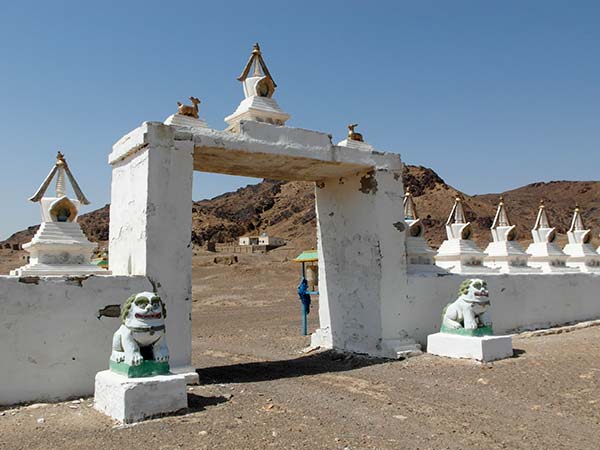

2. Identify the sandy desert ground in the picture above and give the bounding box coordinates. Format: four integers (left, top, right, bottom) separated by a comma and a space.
1, 250, 600, 449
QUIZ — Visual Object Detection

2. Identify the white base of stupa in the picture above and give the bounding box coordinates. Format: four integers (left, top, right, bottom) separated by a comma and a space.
482, 260, 542, 274
225, 96, 290, 131
526, 242, 578, 273
483, 241, 542, 273
563, 244, 600, 272
565, 260, 600, 273
164, 113, 208, 131
427, 333, 513, 362
11, 221, 107, 277
337, 138, 374, 152
436, 238, 498, 273
94, 370, 187, 424
11, 263, 108, 277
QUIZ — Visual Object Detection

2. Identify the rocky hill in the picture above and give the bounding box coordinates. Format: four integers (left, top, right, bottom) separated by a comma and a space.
3, 166, 600, 253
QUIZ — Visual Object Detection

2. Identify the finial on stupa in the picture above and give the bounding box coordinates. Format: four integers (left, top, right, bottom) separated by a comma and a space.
237, 42, 277, 88
533, 199, 550, 229
403, 188, 418, 221
29, 151, 90, 205
446, 196, 467, 225
569, 204, 585, 232
491, 196, 511, 229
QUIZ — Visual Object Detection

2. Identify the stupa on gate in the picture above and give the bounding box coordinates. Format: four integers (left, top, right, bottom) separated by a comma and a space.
484, 197, 540, 273
225, 43, 290, 132
11, 152, 107, 277
435, 197, 495, 273
403, 189, 437, 271
525, 201, 577, 273
562, 205, 600, 272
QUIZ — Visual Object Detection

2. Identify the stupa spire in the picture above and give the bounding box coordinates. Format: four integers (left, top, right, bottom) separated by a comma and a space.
533, 200, 550, 230
446, 196, 467, 225
403, 189, 418, 221
29, 151, 90, 205
491, 197, 511, 228
569, 204, 585, 232
237, 42, 277, 87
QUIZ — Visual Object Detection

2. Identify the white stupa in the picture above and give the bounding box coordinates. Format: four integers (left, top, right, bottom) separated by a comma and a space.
484, 197, 540, 273
403, 189, 437, 271
525, 201, 577, 273
11, 152, 108, 277
435, 197, 496, 273
563, 205, 600, 272
225, 43, 290, 132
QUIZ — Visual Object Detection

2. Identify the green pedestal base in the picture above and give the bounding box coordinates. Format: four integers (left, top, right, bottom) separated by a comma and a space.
440, 324, 493, 337
109, 360, 170, 378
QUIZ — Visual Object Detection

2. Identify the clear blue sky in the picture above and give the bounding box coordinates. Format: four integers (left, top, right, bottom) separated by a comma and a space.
1, 1, 599, 239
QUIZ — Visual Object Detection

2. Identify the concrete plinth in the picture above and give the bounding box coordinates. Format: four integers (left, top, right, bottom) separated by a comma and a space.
94, 370, 187, 424
427, 332, 513, 362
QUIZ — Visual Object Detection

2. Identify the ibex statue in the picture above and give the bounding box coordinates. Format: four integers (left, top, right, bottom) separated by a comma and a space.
347, 123, 364, 142
177, 97, 201, 119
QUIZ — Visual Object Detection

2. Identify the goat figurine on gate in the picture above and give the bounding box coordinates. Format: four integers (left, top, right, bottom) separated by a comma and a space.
177, 97, 201, 119
347, 123, 364, 142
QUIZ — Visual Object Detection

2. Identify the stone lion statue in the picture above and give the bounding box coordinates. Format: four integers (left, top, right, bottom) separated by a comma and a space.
111, 291, 169, 366
442, 279, 492, 331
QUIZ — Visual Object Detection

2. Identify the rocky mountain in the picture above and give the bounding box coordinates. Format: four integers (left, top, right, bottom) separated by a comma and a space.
3, 166, 600, 252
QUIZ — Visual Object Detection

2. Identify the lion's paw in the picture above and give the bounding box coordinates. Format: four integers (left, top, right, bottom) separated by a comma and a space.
126, 353, 144, 366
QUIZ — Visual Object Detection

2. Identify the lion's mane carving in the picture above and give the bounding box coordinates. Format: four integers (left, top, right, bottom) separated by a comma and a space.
442, 279, 492, 331
111, 291, 169, 366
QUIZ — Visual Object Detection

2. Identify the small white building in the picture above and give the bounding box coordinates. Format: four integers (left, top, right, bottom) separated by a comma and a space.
239, 236, 259, 246
239, 234, 285, 247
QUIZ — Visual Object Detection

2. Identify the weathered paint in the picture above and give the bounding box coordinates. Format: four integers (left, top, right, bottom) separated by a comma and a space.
108, 122, 195, 379
0, 275, 152, 405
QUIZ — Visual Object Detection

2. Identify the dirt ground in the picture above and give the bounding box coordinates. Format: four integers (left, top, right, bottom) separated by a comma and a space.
1, 251, 600, 450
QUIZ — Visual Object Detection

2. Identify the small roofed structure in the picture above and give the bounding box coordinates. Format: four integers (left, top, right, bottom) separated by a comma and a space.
525, 200, 577, 273
225, 43, 290, 132
563, 204, 600, 272
484, 197, 539, 273
11, 152, 108, 276
403, 189, 436, 269
435, 196, 495, 274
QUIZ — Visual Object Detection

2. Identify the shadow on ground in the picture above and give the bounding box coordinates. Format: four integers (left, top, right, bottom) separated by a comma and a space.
187, 393, 229, 413
197, 350, 391, 384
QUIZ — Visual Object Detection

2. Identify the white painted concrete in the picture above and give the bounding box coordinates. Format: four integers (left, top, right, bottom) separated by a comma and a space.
108, 122, 196, 381
0, 275, 152, 405
164, 113, 208, 131
405, 272, 600, 346
94, 370, 187, 424
427, 333, 513, 362
311, 167, 421, 358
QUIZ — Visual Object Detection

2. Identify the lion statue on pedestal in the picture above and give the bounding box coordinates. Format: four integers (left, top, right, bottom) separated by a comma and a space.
111, 291, 169, 368
442, 279, 492, 334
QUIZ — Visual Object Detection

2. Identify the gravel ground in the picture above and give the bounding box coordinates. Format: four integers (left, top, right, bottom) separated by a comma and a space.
1, 253, 599, 449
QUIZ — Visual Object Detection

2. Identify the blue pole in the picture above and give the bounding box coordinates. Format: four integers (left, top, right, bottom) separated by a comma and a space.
302, 302, 308, 336
297, 264, 311, 336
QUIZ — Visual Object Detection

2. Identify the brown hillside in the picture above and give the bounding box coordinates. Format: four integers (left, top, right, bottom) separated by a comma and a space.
2, 167, 600, 257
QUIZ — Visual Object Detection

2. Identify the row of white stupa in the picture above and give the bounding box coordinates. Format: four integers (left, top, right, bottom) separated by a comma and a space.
404, 191, 600, 274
